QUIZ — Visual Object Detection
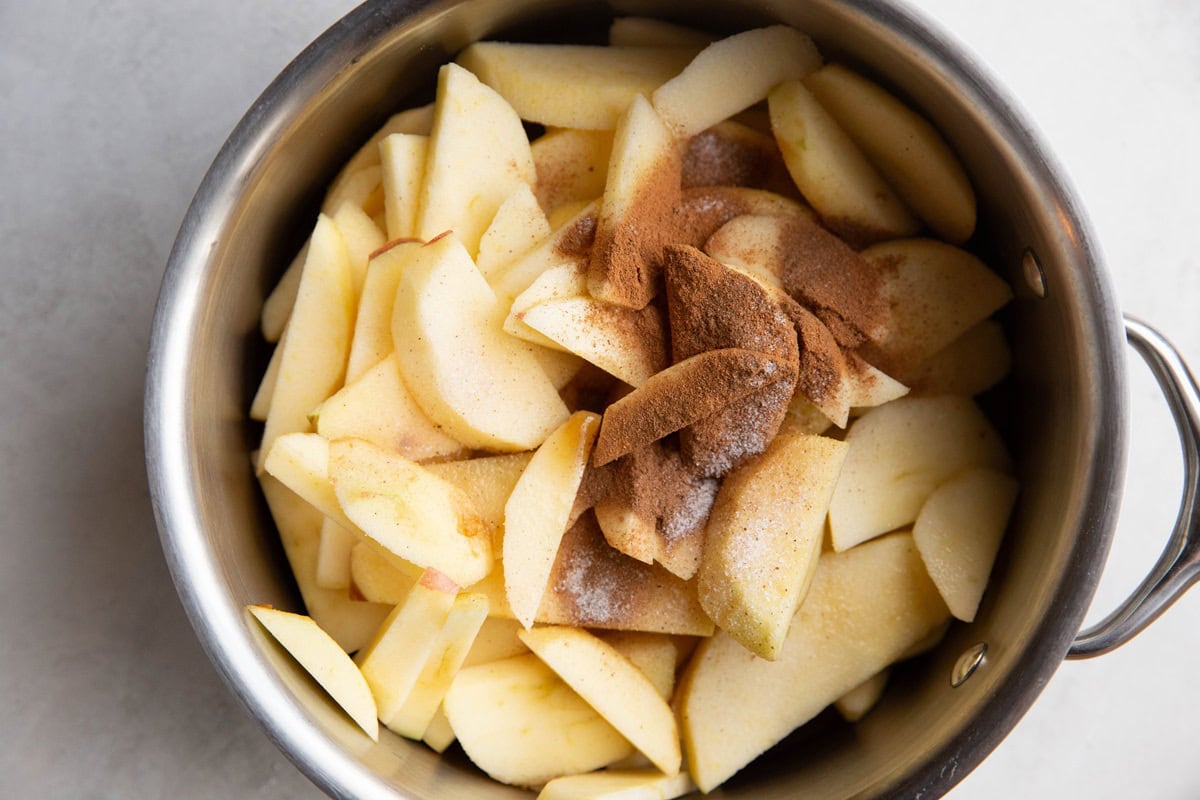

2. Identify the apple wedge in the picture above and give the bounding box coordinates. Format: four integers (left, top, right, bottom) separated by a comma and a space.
314, 354, 466, 462
592, 348, 792, 466
805, 64, 976, 243
652, 25, 823, 140
913, 467, 1019, 621
504, 412, 601, 628
422, 706, 456, 753
258, 475, 390, 653
588, 95, 682, 309
415, 63, 536, 256
386, 592, 489, 738
258, 214, 354, 472
443, 653, 636, 787
769, 80, 919, 245
679, 532, 950, 791
357, 568, 459, 725
476, 183, 552, 278
699, 432, 848, 660
331, 103, 434, 184
490, 200, 597, 303
328, 437, 495, 587
844, 353, 910, 412
247, 605, 379, 740
902, 319, 1012, 396
504, 262, 588, 351
456, 43, 698, 130
531, 128, 614, 214
315, 517, 356, 590
518, 296, 670, 388
519, 626, 681, 776
862, 238, 1014, 376
330, 202, 385, 300
828, 396, 1012, 552
379, 132, 428, 240
835, 668, 890, 722
348, 540, 420, 605
322, 164, 383, 218
426, 452, 534, 534
462, 616, 529, 668
249, 331, 285, 422
344, 238, 423, 383
262, 432, 352, 530
600, 631, 678, 701
391, 231, 569, 451
538, 770, 696, 800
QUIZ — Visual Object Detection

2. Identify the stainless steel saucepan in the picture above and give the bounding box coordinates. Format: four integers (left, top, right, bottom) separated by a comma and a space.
144, 0, 1200, 796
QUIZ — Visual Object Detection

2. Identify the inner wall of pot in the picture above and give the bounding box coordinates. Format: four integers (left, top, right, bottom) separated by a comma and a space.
185, 0, 1124, 797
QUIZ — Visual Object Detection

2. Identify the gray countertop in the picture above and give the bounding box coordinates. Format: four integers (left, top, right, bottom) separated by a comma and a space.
2, 1, 1198, 797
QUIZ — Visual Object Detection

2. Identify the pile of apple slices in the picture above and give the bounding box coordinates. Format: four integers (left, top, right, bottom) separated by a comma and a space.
247, 16, 1020, 797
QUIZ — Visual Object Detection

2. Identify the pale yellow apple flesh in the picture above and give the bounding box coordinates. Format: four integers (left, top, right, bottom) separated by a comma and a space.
903, 319, 1012, 396
456, 43, 698, 130
805, 64, 976, 243
348, 540, 419, 605
247, 604, 379, 741
652, 25, 823, 140
828, 396, 1011, 552
415, 63, 537, 256
379, 132, 428, 240
426, 452, 534, 535
913, 467, 1019, 621
698, 432, 848, 660
504, 412, 601, 628
260, 240, 307, 342
537, 769, 696, 800
531, 128, 614, 214
835, 668, 890, 722
314, 517, 356, 590
443, 653, 635, 787
679, 532, 950, 791
391, 232, 570, 450
344, 238, 423, 383
329, 437, 495, 587
476, 183, 552, 278
519, 625, 681, 775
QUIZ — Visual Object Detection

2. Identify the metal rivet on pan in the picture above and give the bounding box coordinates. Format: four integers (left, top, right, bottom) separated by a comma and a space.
1022, 249, 1046, 297
951, 642, 987, 688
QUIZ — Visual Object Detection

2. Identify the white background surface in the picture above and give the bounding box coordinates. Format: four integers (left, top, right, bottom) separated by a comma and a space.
2, 0, 1198, 797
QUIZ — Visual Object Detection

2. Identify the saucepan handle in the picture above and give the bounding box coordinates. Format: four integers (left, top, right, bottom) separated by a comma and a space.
1067, 316, 1200, 659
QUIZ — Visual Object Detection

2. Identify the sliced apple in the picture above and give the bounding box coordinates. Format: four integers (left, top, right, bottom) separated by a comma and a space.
844, 353, 910, 412
328, 437, 494, 587
652, 25, 823, 141
913, 467, 1019, 622
778, 391, 834, 437
538, 770, 696, 800
247, 605, 379, 740
519, 626, 681, 776
673, 186, 811, 249
422, 705, 456, 753
456, 43, 698, 130
357, 567, 459, 724
805, 64, 976, 243
260, 241, 308, 343
426, 452, 534, 534
592, 348, 792, 466
258, 475, 390, 653
490, 200, 597, 303
476, 183, 552, 278
588, 95, 682, 309
678, 532, 950, 792
519, 296, 669, 387
462, 616, 529, 667
609, 17, 715, 47
699, 432, 848, 660
681, 119, 796, 195
600, 631, 678, 701
315, 517, 356, 590
828, 396, 1012, 552
314, 354, 466, 462
379, 132, 428, 240
504, 412, 601, 628
348, 540, 420, 605
391, 231, 569, 451
386, 592, 489, 738
258, 214, 354, 472
835, 668, 889, 722
902, 319, 1012, 396
332, 104, 435, 183
344, 238, 423, 383
262, 432, 351, 529
504, 262, 588, 351
769, 80, 919, 244
415, 63, 536, 256
531, 128, 614, 214
330, 201, 386, 300
443, 653, 635, 787
862, 238, 1014, 375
